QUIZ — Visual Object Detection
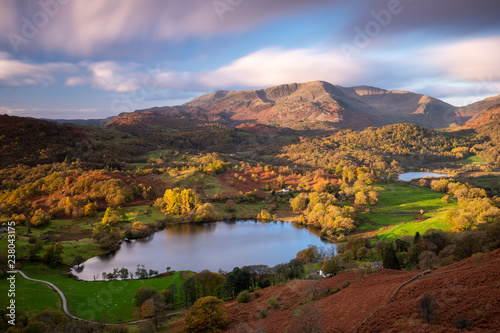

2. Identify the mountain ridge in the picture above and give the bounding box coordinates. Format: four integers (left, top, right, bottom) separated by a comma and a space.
107, 80, 478, 130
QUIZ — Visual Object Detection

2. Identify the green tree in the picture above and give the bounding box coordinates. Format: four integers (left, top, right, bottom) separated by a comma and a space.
382, 246, 401, 270
321, 255, 342, 276
43, 243, 64, 267
185, 296, 229, 333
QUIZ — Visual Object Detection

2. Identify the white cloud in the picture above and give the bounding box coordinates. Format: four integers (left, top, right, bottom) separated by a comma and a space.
198, 47, 364, 88
0, 53, 76, 86
424, 36, 500, 82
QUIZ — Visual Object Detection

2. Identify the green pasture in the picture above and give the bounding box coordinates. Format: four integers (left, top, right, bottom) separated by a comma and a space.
360, 184, 456, 242
0, 266, 191, 323
376, 211, 451, 242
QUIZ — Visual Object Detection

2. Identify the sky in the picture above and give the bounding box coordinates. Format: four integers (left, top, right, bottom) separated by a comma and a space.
1, 0, 500, 119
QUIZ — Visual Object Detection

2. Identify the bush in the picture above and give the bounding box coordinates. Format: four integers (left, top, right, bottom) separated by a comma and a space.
341, 280, 351, 289
455, 316, 473, 330
267, 297, 280, 309
329, 286, 341, 295
257, 308, 270, 319
236, 290, 252, 303
418, 294, 437, 323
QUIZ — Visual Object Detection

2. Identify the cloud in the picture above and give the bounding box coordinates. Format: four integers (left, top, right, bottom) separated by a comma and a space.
1, 0, 334, 56
0, 52, 76, 86
424, 36, 500, 82
198, 47, 364, 88
0, 106, 99, 119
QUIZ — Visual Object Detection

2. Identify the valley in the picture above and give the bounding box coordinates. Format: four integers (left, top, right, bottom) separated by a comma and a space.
1, 81, 500, 332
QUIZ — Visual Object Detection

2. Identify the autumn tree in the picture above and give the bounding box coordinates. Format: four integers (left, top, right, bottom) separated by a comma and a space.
156, 187, 200, 215
185, 296, 229, 333
134, 286, 159, 307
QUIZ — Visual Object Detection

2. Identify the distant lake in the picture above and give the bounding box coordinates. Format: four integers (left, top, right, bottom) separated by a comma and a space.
72, 220, 333, 281
398, 172, 449, 182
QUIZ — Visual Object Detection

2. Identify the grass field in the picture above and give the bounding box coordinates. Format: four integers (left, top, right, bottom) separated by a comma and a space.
456, 155, 486, 164
360, 184, 456, 242
0, 266, 192, 322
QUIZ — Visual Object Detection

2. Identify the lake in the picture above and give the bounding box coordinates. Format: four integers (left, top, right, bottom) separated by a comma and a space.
72, 220, 333, 281
398, 172, 449, 182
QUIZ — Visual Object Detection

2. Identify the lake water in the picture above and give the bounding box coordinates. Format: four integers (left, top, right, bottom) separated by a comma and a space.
398, 172, 449, 182
72, 220, 333, 281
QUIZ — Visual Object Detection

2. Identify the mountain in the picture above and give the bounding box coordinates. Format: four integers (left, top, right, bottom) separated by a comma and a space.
108, 81, 381, 130
464, 104, 500, 130
338, 85, 463, 128
457, 94, 500, 121
41, 116, 115, 126
107, 81, 472, 131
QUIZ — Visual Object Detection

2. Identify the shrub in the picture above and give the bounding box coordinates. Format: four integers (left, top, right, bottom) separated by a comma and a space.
455, 316, 473, 330
236, 290, 252, 303
341, 280, 351, 289
257, 308, 270, 319
329, 286, 341, 295
267, 297, 280, 309
419, 294, 437, 323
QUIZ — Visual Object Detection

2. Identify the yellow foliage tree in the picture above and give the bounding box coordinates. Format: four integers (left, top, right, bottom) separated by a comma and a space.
185, 296, 229, 333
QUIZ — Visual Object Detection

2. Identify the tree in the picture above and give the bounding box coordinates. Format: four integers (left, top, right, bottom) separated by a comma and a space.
157, 187, 200, 215
134, 286, 159, 307
418, 251, 439, 270
296, 245, 322, 263
102, 207, 118, 227
321, 255, 342, 277
193, 270, 226, 299
28, 239, 43, 262
290, 193, 309, 213
43, 243, 63, 267
382, 246, 401, 270
184, 296, 229, 333
84, 202, 97, 217
419, 294, 437, 323
291, 305, 324, 333
223, 267, 251, 299
141, 293, 166, 330
277, 174, 286, 189
195, 203, 218, 222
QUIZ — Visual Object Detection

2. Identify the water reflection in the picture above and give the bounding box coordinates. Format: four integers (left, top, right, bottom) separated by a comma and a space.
72, 220, 333, 281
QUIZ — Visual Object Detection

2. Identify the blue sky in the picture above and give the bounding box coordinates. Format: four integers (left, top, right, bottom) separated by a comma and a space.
1, 0, 499, 119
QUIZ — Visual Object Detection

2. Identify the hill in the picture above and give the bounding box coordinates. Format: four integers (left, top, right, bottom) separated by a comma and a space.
0, 115, 88, 168
457, 95, 500, 121
219, 249, 500, 332
0, 114, 151, 168
339, 85, 462, 128
107, 81, 474, 131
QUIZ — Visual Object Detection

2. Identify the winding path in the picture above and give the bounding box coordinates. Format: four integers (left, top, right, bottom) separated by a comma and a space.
15, 270, 186, 326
